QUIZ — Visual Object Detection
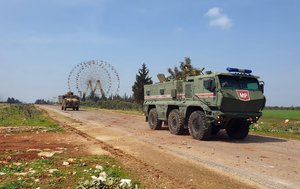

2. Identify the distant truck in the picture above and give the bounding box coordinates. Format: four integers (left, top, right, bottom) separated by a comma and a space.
143, 68, 266, 140
61, 92, 80, 111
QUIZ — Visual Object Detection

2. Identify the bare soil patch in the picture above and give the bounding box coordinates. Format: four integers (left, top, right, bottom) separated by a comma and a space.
0, 132, 78, 158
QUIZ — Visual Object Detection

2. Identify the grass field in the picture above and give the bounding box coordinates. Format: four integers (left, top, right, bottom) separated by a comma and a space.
0, 104, 62, 132
250, 110, 300, 140
262, 110, 300, 120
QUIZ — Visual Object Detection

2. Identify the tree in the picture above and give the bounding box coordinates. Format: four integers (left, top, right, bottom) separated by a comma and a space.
35, 99, 51, 104
167, 57, 203, 80
7, 97, 22, 104
132, 63, 153, 105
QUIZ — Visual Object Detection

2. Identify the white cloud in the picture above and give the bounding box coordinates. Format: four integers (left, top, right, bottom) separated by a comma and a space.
209, 15, 232, 29
205, 7, 222, 17
205, 7, 233, 29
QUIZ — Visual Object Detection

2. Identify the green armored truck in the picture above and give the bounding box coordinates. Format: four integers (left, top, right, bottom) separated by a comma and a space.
143, 68, 266, 140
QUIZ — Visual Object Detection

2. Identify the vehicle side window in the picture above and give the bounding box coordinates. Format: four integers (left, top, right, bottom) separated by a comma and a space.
160, 89, 165, 95
203, 78, 216, 91
185, 84, 192, 98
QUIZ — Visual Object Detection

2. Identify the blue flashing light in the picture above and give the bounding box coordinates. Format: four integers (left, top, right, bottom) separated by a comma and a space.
227, 67, 239, 72
226, 67, 252, 74
243, 69, 252, 74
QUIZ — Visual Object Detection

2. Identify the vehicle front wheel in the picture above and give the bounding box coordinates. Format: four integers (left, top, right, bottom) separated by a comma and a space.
168, 109, 185, 135
188, 111, 211, 140
148, 108, 162, 130
226, 119, 250, 140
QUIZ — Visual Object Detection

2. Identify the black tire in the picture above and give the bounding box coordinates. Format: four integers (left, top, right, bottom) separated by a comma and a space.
61, 106, 64, 110
148, 108, 162, 130
64, 107, 67, 111
168, 109, 185, 135
211, 124, 220, 135
188, 111, 211, 140
77, 107, 79, 111
73, 108, 75, 111
226, 120, 250, 139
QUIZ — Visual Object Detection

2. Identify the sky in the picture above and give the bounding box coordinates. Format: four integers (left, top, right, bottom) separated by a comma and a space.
0, 0, 299, 106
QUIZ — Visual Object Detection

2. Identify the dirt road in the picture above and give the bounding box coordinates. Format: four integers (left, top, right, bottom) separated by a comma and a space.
39, 105, 300, 189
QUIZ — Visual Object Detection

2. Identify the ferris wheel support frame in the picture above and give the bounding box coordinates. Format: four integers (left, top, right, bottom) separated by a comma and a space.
67, 60, 120, 99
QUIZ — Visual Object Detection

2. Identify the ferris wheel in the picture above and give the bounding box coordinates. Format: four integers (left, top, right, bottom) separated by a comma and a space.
68, 60, 120, 98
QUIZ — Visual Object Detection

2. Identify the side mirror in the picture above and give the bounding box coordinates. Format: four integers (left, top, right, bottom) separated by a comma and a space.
204, 79, 216, 92
259, 81, 265, 93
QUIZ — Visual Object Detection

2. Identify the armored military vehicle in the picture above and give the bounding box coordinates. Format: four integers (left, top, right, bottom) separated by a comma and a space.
61, 92, 80, 111
143, 68, 266, 140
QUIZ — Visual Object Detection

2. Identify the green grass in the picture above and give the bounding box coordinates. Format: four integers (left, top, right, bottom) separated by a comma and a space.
250, 109, 300, 140
0, 153, 139, 189
262, 110, 300, 119
1, 180, 31, 189
0, 104, 62, 132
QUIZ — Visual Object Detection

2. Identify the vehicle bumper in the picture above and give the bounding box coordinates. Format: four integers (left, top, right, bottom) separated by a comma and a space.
209, 111, 262, 124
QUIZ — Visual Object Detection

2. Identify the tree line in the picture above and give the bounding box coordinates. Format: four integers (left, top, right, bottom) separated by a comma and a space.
6, 97, 22, 104
35, 99, 53, 104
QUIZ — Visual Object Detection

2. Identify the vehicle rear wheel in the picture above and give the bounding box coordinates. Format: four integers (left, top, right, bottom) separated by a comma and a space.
226, 119, 250, 139
64, 107, 67, 111
148, 108, 162, 130
168, 109, 185, 135
61, 106, 64, 110
188, 111, 211, 140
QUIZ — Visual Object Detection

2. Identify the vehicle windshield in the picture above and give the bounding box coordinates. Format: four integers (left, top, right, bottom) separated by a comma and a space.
218, 75, 260, 90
